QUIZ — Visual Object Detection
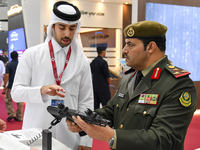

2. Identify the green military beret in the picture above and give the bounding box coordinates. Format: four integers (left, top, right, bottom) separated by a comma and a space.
124, 20, 167, 38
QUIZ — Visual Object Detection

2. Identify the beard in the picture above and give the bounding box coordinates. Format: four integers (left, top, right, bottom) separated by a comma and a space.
56, 36, 71, 47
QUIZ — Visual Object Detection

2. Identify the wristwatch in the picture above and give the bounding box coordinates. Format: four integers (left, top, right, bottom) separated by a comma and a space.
109, 136, 115, 148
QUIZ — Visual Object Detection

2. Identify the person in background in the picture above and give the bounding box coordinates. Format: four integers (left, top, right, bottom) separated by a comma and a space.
11, 1, 93, 150
0, 50, 8, 66
67, 21, 197, 150
0, 59, 5, 87
0, 119, 38, 150
90, 46, 111, 109
4, 51, 23, 122
1, 49, 8, 94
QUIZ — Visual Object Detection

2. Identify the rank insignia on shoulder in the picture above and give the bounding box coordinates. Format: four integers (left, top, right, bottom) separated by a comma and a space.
138, 94, 159, 105
168, 65, 175, 69
151, 67, 161, 79
173, 68, 179, 71
165, 64, 190, 78
179, 92, 191, 107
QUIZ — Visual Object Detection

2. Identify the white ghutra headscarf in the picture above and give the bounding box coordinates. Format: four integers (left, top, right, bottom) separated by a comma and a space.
45, 1, 82, 54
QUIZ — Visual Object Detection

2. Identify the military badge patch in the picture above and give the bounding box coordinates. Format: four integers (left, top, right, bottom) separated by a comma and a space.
127, 27, 134, 37
179, 92, 191, 107
138, 94, 159, 105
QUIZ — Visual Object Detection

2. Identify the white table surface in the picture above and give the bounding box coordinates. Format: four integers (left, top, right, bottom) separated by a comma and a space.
31, 138, 72, 150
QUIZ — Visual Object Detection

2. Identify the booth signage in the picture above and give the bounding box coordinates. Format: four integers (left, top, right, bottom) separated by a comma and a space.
80, 10, 105, 17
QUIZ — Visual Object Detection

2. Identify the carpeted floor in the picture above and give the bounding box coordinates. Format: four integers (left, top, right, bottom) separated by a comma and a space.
0, 88, 199, 150
185, 112, 200, 150
0, 89, 24, 131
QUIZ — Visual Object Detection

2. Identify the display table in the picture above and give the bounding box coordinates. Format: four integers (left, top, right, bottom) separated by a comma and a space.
4, 128, 72, 150
31, 138, 72, 150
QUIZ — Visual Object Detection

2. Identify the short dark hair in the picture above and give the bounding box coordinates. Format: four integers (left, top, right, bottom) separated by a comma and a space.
139, 37, 166, 52
97, 50, 103, 55
97, 46, 106, 55
11, 51, 18, 60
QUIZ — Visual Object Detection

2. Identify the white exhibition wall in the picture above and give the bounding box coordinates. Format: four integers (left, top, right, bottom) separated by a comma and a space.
22, 0, 123, 47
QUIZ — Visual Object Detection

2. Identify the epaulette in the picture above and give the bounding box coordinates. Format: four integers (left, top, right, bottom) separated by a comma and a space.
124, 68, 135, 75
165, 64, 190, 78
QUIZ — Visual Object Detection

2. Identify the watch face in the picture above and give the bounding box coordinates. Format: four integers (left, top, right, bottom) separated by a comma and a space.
109, 137, 114, 148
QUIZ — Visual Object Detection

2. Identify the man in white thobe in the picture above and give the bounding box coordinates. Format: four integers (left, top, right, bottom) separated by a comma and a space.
11, 1, 93, 150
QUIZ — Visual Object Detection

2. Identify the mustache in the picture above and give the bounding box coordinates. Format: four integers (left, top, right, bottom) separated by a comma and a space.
124, 53, 129, 59
62, 37, 71, 40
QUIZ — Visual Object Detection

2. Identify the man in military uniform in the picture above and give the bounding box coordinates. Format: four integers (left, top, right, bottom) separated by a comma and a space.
67, 21, 197, 150
90, 46, 111, 109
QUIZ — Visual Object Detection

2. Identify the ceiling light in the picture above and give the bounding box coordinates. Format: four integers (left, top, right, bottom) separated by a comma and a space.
125, 2, 128, 4
101, 0, 104, 2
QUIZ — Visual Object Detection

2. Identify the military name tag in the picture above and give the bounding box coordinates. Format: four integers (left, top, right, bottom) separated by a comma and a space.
51, 99, 64, 106
118, 93, 125, 99
138, 94, 159, 105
